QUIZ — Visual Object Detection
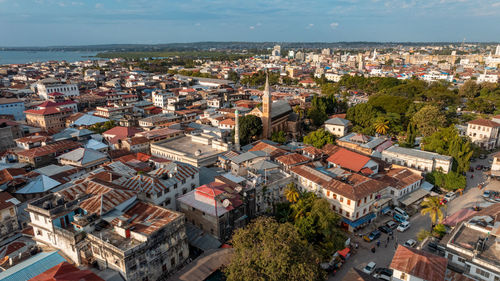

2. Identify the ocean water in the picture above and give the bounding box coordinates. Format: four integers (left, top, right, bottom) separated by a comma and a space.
0, 51, 99, 65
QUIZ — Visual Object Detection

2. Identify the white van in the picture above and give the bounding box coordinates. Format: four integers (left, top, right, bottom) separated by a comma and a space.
394, 207, 409, 220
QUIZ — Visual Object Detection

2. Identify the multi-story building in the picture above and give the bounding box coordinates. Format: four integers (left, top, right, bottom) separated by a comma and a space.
151, 91, 174, 108
440, 205, 500, 281
324, 117, 351, 137
16, 140, 81, 168
122, 162, 199, 210
0, 98, 25, 120
38, 83, 79, 100
135, 127, 183, 143
466, 119, 500, 150
0, 119, 24, 152
0, 192, 21, 241
24, 107, 72, 132
122, 136, 150, 154
390, 245, 448, 281
290, 164, 388, 231
381, 146, 453, 174
177, 181, 251, 241
27, 181, 189, 281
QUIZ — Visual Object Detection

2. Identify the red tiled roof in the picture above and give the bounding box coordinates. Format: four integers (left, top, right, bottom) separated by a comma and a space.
29, 261, 104, 281
326, 148, 371, 172
325, 173, 387, 201
390, 246, 447, 281
0, 168, 26, 185
0, 192, 17, 211
468, 118, 500, 127
24, 107, 71, 116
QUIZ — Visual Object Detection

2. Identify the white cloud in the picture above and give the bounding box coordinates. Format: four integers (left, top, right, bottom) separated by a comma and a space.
95, 3, 103, 8
195, 22, 201, 26
307, 23, 314, 29
71, 2, 84, 6
249, 26, 255, 30
330, 22, 339, 29
492, 2, 500, 7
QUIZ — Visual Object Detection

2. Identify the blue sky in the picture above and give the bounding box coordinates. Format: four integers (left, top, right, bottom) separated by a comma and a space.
1, 0, 499, 46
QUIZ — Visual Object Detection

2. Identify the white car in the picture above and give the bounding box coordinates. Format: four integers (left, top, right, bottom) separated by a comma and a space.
397, 221, 411, 232
404, 239, 417, 248
363, 262, 376, 274
444, 192, 456, 201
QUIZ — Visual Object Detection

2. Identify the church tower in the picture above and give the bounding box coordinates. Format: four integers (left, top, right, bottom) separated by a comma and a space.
262, 73, 272, 139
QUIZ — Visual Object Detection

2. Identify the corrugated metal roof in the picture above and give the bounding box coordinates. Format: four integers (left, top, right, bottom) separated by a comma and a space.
0, 251, 66, 281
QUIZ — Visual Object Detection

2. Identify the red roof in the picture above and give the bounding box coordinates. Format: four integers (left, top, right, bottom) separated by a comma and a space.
29, 262, 104, 281
326, 148, 371, 172
47, 92, 64, 96
102, 126, 142, 138
390, 246, 447, 281
0, 192, 18, 211
468, 118, 500, 128
24, 107, 71, 116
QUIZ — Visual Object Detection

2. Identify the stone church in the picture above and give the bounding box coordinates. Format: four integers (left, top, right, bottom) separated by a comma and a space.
249, 74, 299, 140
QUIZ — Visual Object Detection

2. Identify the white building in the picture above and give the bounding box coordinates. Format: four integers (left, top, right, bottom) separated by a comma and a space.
151, 91, 174, 108
38, 83, 79, 100
466, 119, 500, 150
478, 73, 499, 84
324, 117, 351, 137
382, 146, 453, 174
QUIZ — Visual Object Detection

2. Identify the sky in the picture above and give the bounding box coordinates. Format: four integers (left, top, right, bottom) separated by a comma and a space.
1, 0, 499, 46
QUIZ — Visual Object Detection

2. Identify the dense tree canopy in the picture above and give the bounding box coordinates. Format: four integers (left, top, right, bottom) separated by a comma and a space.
271, 131, 287, 144
237, 115, 263, 145
303, 128, 335, 148
346, 103, 378, 135
89, 121, 116, 134
225, 217, 326, 281
411, 105, 447, 137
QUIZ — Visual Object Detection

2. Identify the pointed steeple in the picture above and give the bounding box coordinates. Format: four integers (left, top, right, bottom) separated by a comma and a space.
263, 72, 270, 96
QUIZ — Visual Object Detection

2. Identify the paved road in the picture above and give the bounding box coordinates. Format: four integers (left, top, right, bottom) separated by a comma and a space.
329, 152, 499, 280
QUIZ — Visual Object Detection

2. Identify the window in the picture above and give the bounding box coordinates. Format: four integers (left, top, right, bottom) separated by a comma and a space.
340, 197, 343, 203
171, 257, 176, 267
326, 191, 330, 197
333, 194, 337, 200
476, 268, 490, 278
347, 199, 351, 206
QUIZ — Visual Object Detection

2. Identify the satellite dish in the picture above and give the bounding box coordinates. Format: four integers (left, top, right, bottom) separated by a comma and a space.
222, 199, 231, 208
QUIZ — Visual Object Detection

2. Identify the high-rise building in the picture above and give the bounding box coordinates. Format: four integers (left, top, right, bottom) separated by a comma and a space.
262, 73, 272, 139
495, 44, 500, 56
272, 45, 281, 58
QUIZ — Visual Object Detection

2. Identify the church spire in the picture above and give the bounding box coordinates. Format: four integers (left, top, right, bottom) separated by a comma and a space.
262, 71, 272, 139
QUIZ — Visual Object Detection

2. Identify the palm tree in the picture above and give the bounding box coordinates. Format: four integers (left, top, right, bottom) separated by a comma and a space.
284, 182, 300, 203
374, 118, 389, 135
420, 196, 446, 229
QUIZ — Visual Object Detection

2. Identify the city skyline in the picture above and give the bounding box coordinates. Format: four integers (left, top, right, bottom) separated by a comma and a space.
1, 0, 500, 46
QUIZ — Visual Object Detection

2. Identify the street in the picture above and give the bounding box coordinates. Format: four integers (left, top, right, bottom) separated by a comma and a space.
329, 152, 499, 280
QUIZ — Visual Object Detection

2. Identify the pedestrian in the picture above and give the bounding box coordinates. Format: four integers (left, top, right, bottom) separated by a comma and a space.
377, 240, 380, 247
371, 246, 376, 253
387, 236, 390, 243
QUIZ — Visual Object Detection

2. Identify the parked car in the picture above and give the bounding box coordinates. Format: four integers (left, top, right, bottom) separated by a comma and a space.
373, 268, 393, 280
444, 192, 456, 202
440, 198, 448, 205
479, 154, 487, 159
427, 241, 439, 251
397, 221, 411, 232
378, 225, 393, 235
404, 239, 417, 248
363, 262, 377, 274
482, 166, 490, 171
476, 165, 483, 170
393, 213, 407, 223
483, 190, 491, 198
363, 230, 382, 242
393, 207, 410, 220
386, 220, 398, 230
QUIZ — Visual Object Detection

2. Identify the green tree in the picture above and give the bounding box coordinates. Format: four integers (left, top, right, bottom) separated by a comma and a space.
303, 128, 335, 149
346, 103, 379, 135
417, 229, 431, 241
89, 120, 116, 134
238, 115, 263, 145
271, 131, 287, 144
433, 224, 447, 238
459, 80, 481, 98
373, 117, 389, 135
284, 182, 300, 203
225, 217, 326, 281
421, 196, 446, 229
411, 105, 447, 137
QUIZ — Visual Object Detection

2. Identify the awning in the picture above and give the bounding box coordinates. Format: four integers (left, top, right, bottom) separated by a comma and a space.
381, 206, 392, 214
342, 213, 376, 228
399, 188, 430, 206
338, 247, 350, 258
